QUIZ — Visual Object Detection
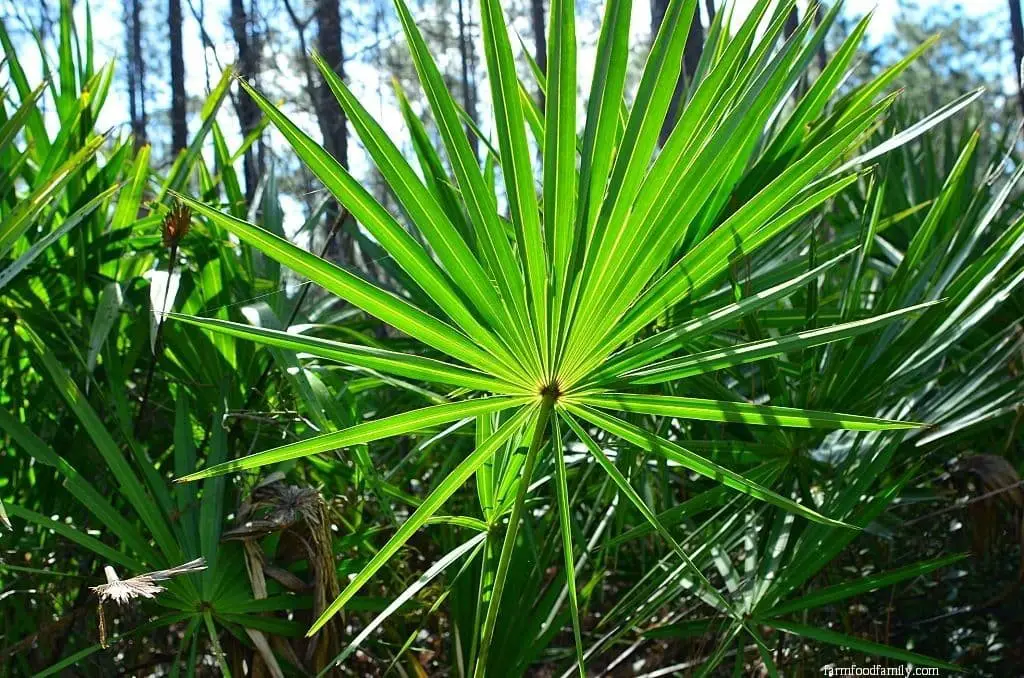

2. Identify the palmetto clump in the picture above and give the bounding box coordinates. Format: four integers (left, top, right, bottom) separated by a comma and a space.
92, 558, 206, 647
170, 0, 990, 672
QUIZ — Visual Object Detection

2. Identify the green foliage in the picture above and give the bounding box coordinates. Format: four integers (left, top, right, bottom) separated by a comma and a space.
1, 0, 1023, 675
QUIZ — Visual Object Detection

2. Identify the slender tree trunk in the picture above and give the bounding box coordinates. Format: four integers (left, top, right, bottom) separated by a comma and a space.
314, 0, 352, 264
1010, 0, 1024, 116
783, 7, 806, 100
127, 0, 147, 148
169, 0, 187, 153
281, 0, 350, 258
814, 4, 827, 71
314, 0, 347, 169
457, 0, 479, 159
650, 0, 666, 48
530, 0, 547, 107
126, 18, 139, 142
652, 0, 703, 145
651, 0, 669, 143
230, 0, 262, 202
783, 5, 799, 39
704, 0, 715, 24
681, 5, 703, 86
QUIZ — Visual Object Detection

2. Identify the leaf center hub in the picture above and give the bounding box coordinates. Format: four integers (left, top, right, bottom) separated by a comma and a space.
539, 381, 562, 402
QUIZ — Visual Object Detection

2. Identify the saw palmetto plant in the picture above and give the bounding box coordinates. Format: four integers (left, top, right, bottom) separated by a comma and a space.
0, 4, 338, 674
4, 0, 1024, 674
166, 0, 996, 672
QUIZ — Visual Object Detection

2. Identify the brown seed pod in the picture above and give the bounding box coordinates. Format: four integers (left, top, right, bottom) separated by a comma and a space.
161, 202, 191, 249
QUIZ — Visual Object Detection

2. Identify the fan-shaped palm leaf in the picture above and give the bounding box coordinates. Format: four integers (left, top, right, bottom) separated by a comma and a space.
174, 0, 963, 671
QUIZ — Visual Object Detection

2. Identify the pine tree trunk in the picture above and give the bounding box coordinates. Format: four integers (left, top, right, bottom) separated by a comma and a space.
127, 0, 147, 148
652, 0, 703, 145
169, 0, 187, 153
231, 0, 262, 202
681, 4, 703, 86
531, 0, 547, 108
783, 5, 799, 38
457, 0, 479, 159
314, 0, 347, 169
814, 4, 827, 71
314, 0, 352, 264
1010, 0, 1024, 115
783, 7, 806, 100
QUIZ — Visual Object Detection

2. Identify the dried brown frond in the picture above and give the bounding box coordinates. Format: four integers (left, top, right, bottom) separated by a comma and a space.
224, 482, 323, 540
950, 454, 1024, 586
952, 454, 1024, 522
90, 557, 208, 605
90, 558, 207, 648
224, 476, 341, 672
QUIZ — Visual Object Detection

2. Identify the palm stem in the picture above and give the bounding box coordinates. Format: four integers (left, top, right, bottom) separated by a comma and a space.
133, 243, 177, 437
473, 394, 554, 677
